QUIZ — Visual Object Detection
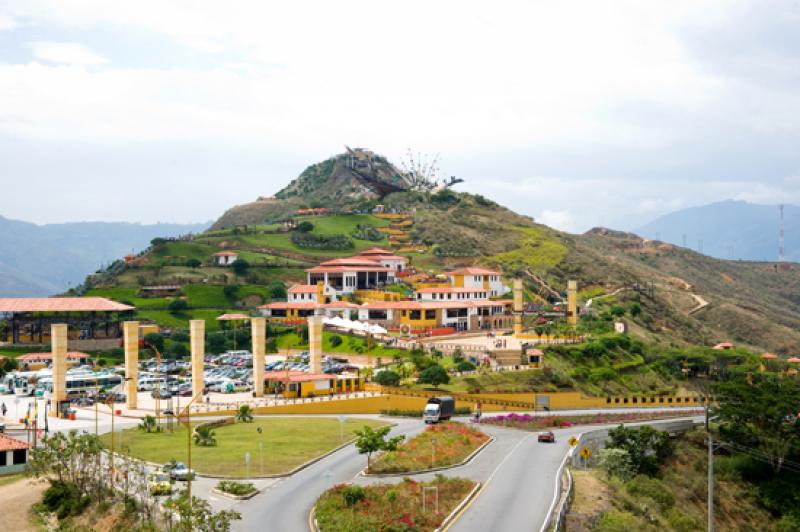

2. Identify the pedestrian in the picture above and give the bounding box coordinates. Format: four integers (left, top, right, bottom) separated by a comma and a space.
1, 402, 6, 417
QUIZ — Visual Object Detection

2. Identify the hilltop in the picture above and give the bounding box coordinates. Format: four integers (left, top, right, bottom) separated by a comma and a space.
79, 149, 800, 355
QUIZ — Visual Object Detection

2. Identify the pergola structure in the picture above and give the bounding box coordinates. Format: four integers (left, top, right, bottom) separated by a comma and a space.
0, 298, 135, 345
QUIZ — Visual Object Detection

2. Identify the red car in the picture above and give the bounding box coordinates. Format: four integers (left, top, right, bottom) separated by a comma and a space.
538, 431, 556, 443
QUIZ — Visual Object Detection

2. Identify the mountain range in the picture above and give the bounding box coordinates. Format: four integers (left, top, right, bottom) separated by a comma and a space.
636, 200, 795, 261
0, 217, 209, 297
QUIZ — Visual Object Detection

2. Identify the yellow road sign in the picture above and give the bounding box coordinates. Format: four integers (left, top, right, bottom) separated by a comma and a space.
568, 436, 578, 447
580, 447, 592, 459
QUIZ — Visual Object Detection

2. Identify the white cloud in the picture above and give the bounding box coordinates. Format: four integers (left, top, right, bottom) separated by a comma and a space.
0, 13, 17, 30
30, 41, 107, 66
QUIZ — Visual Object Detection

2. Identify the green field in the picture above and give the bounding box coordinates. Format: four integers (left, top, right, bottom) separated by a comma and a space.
273, 330, 406, 358
103, 417, 388, 477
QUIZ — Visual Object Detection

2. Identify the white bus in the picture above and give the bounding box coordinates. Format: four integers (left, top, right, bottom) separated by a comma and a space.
36, 373, 123, 398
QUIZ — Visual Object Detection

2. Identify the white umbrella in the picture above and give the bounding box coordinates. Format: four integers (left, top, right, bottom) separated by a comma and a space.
369, 324, 388, 334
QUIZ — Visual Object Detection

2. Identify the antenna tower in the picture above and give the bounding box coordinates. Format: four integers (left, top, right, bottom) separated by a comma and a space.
779, 204, 785, 264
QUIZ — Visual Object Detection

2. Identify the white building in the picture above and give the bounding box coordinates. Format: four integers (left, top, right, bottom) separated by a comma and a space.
214, 251, 239, 266
445, 267, 509, 297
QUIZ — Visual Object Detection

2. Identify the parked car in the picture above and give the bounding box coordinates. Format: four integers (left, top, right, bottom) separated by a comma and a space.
538, 431, 556, 443
162, 462, 195, 481
151, 389, 172, 399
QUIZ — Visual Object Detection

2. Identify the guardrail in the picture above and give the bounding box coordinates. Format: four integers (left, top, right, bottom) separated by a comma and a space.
550, 467, 573, 531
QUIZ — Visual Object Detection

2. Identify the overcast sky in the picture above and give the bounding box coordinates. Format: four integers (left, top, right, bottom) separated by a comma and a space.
1, 0, 799, 233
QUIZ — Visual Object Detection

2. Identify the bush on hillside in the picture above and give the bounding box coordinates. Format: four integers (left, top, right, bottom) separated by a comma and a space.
223, 285, 239, 299
168, 298, 188, 312
417, 365, 450, 387
295, 221, 314, 232
351, 224, 384, 241
329, 335, 343, 347
186, 258, 202, 268
456, 360, 477, 372
290, 232, 354, 250
374, 370, 401, 387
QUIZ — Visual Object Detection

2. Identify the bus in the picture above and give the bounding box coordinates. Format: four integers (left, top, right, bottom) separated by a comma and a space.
35, 373, 123, 398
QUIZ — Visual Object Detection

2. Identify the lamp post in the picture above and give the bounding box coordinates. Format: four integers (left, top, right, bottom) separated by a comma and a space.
178, 391, 204, 506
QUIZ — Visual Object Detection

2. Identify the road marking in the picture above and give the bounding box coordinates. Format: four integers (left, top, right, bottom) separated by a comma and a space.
441, 432, 534, 531
540, 432, 581, 532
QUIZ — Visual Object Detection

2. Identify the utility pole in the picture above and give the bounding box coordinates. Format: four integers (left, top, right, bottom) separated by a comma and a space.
706, 403, 714, 532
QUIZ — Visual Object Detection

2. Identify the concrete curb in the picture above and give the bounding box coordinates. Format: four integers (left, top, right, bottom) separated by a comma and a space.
436, 480, 482, 531
308, 480, 482, 532
211, 486, 260, 500
361, 435, 495, 477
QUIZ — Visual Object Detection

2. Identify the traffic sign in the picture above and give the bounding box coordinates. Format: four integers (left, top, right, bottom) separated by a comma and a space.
337, 415, 346, 424
580, 447, 592, 459
568, 436, 578, 447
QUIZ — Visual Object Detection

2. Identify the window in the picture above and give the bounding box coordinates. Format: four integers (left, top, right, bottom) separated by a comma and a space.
409, 310, 422, 320
12, 449, 26, 465
368, 310, 387, 320
425, 310, 435, 320
0, 452, 5, 466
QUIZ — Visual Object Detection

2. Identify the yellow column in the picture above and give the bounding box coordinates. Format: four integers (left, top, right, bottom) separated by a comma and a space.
308, 315, 324, 374
50, 324, 68, 416
513, 279, 523, 337
252, 317, 266, 396
316, 281, 324, 303
567, 280, 578, 328
190, 320, 205, 396
123, 321, 139, 409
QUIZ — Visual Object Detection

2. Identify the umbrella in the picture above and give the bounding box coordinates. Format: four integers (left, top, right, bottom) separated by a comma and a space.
369, 324, 388, 334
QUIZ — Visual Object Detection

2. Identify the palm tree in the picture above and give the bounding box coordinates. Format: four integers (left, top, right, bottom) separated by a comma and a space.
193, 426, 217, 447
235, 405, 254, 423
139, 414, 157, 433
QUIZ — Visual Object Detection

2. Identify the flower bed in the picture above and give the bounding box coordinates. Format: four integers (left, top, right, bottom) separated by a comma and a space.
315, 476, 475, 531
479, 409, 704, 430
216, 480, 257, 496
369, 422, 489, 474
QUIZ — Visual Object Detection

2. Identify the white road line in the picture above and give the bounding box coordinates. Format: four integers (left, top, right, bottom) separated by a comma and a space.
539, 432, 581, 532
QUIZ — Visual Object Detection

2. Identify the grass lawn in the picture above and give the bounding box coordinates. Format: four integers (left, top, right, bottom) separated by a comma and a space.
315, 476, 476, 532
272, 330, 406, 358
0, 473, 24, 487
369, 422, 489, 474
134, 309, 232, 331
102, 417, 388, 477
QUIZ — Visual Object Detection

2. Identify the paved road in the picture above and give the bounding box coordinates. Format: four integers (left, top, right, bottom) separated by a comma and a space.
233, 418, 426, 531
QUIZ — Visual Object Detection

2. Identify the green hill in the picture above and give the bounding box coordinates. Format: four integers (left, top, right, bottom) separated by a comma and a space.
76, 149, 800, 358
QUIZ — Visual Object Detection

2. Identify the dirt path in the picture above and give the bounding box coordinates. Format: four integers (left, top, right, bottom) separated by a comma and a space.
688, 293, 710, 314
0, 475, 46, 531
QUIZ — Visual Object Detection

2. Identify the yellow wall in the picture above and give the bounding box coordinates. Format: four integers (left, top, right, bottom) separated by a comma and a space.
483, 276, 490, 290
453, 275, 464, 288
398, 308, 440, 328
356, 290, 401, 302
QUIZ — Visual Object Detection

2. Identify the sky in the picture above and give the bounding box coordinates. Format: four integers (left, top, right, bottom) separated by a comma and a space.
0, 0, 799, 233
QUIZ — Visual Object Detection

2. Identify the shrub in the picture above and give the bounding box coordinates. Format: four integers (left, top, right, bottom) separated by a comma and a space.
168, 298, 188, 312
598, 448, 634, 480
41, 481, 90, 520
144, 332, 165, 352
624, 475, 674, 510
231, 259, 250, 276
217, 480, 256, 496
290, 232, 353, 250
223, 285, 239, 299
456, 360, 476, 372
342, 485, 366, 507
417, 365, 450, 387
374, 370, 401, 387
186, 258, 202, 268
168, 342, 189, 357
295, 221, 314, 232
595, 510, 644, 531
269, 280, 287, 299
329, 335, 343, 347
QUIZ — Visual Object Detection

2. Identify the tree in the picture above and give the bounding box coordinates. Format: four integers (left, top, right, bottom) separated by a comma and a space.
354, 425, 404, 469
295, 221, 314, 232
235, 405, 254, 423
164, 489, 241, 532
629, 302, 642, 317
715, 373, 800, 473
185, 258, 202, 268
269, 281, 287, 299
598, 447, 634, 480
144, 332, 165, 353
223, 285, 239, 299
231, 259, 250, 277
456, 360, 476, 372
150, 237, 167, 247
606, 425, 673, 476
329, 335, 343, 347
168, 342, 189, 358
139, 414, 159, 433
374, 370, 401, 387
169, 298, 189, 312
417, 364, 450, 388
194, 426, 217, 447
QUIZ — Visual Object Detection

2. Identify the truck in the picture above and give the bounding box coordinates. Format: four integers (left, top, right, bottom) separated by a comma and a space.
423, 396, 455, 424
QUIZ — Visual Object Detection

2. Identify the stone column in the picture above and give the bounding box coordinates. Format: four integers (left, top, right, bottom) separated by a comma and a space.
190, 320, 205, 397
308, 315, 324, 374
252, 318, 266, 396
513, 279, 523, 337
567, 280, 578, 328
50, 324, 67, 416
123, 321, 139, 409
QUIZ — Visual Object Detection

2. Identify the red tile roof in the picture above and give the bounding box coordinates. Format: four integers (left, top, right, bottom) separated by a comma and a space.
361, 299, 512, 310
319, 257, 382, 267
261, 302, 318, 310
0, 298, 134, 313
288, 284, 319, 294
306, 265, 392, 274
446, 267, 500, 276
19, 352, 90, 362
0, 433, 30, 451
216, 313, 251, 321
214, 251, 239, 256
